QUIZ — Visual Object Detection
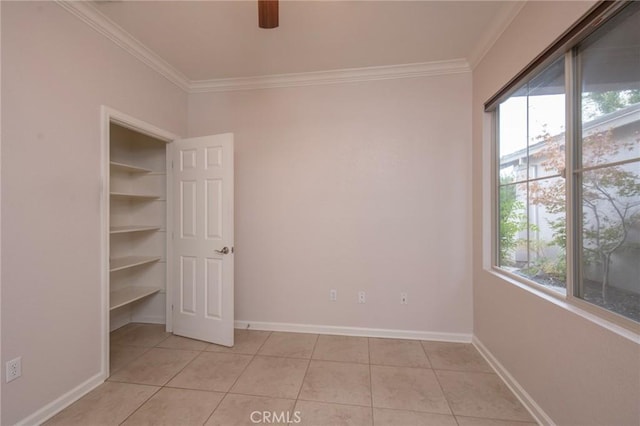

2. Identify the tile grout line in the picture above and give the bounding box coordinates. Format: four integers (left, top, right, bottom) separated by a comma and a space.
108, 345, 152, 378
292, 333, 320, 414
222, 390, 297, 401
288, 335, 374, 414
454, 414, 539, 425
109, 323, 143, 343
202, 330, 273, 425
239, 352, 320, 361
117, 385, 163, 426
367, 337, 375, 425
311, 400, 457, 417
112, 325, 172, 425
228, 330, 273, 392
151, 349, 203, 387
420, 340, 458, 424
200, 394, 225, 426
293, 398, 378, 413
278, 355, 371, 365
105, 330, 529, 426
418, 340, 433, 369
108, 325, 168, 380
112, 327, 221, 425
422, 344, 533, 423
108, 323, 162, 378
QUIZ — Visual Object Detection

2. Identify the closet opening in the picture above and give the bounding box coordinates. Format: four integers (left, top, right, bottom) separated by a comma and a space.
101, 107, 177, 377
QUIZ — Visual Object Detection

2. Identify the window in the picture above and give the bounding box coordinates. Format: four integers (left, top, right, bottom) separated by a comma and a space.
492, 2, 639, 324
498, 58, 567, 293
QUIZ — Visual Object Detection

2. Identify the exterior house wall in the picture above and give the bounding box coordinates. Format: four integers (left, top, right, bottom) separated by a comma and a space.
500, 104, 640, 294
580, 118, 640, 294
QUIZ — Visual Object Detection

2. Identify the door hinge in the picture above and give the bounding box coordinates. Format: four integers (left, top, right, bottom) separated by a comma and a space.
171, 160, 174, 169
171, 304, 174, 311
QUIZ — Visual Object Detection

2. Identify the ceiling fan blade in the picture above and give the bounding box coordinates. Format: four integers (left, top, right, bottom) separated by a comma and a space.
258, 0, 279, 29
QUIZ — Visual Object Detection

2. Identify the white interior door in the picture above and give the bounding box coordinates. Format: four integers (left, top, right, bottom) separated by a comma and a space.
171, 133, 234, 346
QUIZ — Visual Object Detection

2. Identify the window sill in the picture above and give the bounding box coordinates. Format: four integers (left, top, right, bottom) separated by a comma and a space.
486, 267, 640, 343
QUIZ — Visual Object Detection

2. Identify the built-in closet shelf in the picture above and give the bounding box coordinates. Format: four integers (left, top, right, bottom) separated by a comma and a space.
108, 122, 167, 332
110, 192, 160, 200
110, 161, 152, 174
110, 225, 161, 234
110, 256, 161, 272
110, 286, 161, 311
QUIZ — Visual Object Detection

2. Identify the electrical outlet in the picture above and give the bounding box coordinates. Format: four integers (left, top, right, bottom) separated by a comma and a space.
358, 291, 366, 304
330, 289, 337, 301
400, 292, 408, 305
6, 357, 21, 383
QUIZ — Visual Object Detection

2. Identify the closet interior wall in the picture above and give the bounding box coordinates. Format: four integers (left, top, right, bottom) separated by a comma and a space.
109, 123, 168, 331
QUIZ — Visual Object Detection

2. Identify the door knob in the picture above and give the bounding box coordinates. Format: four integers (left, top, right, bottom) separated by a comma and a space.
215, 247, 230, 255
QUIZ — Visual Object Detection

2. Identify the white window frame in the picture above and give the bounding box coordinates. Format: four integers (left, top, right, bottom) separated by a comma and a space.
488, 1, 640, 333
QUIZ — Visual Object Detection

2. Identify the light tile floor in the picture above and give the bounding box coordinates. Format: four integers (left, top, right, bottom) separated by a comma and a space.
46, 324, 537, 426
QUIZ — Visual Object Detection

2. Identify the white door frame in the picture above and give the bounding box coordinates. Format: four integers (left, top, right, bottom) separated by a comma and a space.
99, 106, 178, 379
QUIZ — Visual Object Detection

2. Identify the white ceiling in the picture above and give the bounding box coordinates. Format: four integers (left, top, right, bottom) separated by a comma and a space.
93, 1, 521, 81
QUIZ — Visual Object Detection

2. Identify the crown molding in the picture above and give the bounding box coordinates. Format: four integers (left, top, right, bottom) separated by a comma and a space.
55, 1, 191, 92
467, 1, 527, 70
56, 1, 470, 94
190, 59, 470, 93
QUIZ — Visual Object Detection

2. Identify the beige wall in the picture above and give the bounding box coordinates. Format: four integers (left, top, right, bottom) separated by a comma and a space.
189, 74, 473, 335
5, 1, 638, 424
472, 1, 640, 425
1, 2, 187, 424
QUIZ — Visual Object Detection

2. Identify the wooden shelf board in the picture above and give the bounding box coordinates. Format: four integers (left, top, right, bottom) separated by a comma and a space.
110, 161, 153, 174
110, 225, 161, 234
110, 192, 160, 200
110, 286, 161, 310
110, 256, 161, 272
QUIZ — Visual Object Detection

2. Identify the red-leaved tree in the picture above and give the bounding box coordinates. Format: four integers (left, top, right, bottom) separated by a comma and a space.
530, 127, 640, 300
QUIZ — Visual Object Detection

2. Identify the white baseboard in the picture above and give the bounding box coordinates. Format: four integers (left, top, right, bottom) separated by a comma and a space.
235, 320, 472, 342
130, 314, 165, 325
15, 372, 105, 426
13, 321, 468, 425
110, 314, 165, 332
109, 309, 131, 332
472, 336, 552, 426
16, 321, 466, 425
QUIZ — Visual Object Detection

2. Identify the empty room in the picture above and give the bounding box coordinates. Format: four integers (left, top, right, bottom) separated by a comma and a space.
1, 1, 638, 425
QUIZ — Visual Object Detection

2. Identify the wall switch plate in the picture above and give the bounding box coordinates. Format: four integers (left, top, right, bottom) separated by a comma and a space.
400, 292, 408, 305
6, 357, 21, 383
330, 289, 337, 301
358, 291, 366, 304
